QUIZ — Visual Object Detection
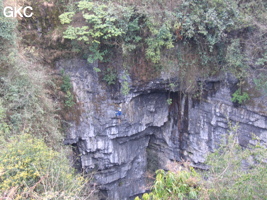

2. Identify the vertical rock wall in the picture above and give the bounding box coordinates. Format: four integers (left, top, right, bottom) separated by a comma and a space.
56, 59, 267, 200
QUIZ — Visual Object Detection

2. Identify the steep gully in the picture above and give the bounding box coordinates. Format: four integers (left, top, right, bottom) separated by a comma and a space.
57, 59, 267, 200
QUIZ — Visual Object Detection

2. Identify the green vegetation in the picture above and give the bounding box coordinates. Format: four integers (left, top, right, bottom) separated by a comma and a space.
61, 71, 76, 108
59, 1, 125, 63
0, 55, 63, 144
59, 0, 175, 64
166, 98, 172, 105
135, 167, 206, 200
120, 73, 130, 95
103, 68, 117, 85
0, 0, 16, 71
59, 0, 267, 99
225, 39, 248, 81
137, 124, 267, 200
0, 1, 15, 41
145, 22, 174, 64
231, 88, 250, 104
0, 1, 94, 199
0, 101, 10, 138
254, 74, 267, 95
0, 54, 92, 198
1, 0, 267, 199
177, 0, 241, 51
121, 80, 130, 95
0, 134, 90, 199
205, 125, 267, 199
65, 90, 76, 108
61, 71, 72, 93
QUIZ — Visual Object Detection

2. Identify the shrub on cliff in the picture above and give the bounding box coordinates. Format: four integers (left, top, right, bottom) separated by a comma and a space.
0, 0, 16, 69
0, 0, 16, 42
0, 100, 10, 137
58, 0, 267, 98
136, 123, 267, 200
135, 165, 208, 200
59, 0, 175, 65
0, 133, 91, 199
204, 132, 267, 199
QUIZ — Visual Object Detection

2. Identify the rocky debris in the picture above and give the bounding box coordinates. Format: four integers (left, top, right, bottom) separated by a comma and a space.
56, 59, 267, 200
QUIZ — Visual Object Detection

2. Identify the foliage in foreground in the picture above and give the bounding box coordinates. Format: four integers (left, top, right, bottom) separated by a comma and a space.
0, 133, 91, 200
0, 0, 16, 70
0, 6, 93, 196
135, 166, 207, 200
136, 127, 267, 199
205, 132, 267, 199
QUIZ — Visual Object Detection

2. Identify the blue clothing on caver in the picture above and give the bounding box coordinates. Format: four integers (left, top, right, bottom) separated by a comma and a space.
115, 110, 122, 117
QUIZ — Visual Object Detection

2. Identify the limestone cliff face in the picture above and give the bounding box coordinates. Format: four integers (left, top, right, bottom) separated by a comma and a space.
56, 59, 267, 200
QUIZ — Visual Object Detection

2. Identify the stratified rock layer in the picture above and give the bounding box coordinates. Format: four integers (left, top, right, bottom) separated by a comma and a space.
56, 59, 267, 200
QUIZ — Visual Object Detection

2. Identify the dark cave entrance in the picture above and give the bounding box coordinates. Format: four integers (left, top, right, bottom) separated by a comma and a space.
146, 91, 189, 174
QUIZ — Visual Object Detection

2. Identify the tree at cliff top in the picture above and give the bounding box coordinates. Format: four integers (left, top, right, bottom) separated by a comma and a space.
59, 0, 267, 96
